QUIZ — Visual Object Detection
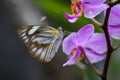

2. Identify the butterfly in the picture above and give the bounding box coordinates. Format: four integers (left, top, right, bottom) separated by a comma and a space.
17, 16, 64, 62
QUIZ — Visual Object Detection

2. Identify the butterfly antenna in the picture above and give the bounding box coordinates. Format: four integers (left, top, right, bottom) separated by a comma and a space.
64, 31, 71, 36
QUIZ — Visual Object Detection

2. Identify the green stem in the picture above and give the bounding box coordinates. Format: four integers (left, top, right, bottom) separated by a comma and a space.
90, 18, 103, 27
113, 44, 120, 51
76, 62, 89, 80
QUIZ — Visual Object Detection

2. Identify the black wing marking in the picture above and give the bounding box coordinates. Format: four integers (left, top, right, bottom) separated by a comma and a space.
18, 26, 33, 47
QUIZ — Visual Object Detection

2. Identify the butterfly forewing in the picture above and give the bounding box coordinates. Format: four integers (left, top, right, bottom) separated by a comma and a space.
17, 25, 41, 47
18, 25, 64, 62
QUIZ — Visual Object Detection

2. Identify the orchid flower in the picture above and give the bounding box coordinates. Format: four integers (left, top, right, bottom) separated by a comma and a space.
108, 4, 120, 39
65, 0, 109, 23
62, 24, 107, 66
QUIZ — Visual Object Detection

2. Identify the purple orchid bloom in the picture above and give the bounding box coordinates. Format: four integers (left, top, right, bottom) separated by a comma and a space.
65, 0, 109, 23
108, 4, 120, 39
62, 24, 107, 66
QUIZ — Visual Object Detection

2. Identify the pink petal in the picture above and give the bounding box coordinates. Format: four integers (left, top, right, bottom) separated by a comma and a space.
83, 4, 109, 18
62, 33, 77, 55
83, 0, 106, 4
77, 24, 94, 44
84, 48, 106, 63
108, 4, 120, 25
63, 49, 81, 66
109, 25, 120, 39
68, 18, 78, 23
107, 4, 120, 39
84, 33, 107, 54
65, 12, 78, 23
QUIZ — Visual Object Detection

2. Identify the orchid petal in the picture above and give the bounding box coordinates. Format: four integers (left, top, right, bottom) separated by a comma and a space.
65, 12, 78, 23
63, 49, 81, 66
83, 4, 109, 18
84, 33, 107, 54
84, 48, 106, 63
109, 25, 120, 39
77, 24, 94, 44
68, 18, 78, 23
83, 0, 106, 4
62, 33, 77, 55
108, 4, 120, 25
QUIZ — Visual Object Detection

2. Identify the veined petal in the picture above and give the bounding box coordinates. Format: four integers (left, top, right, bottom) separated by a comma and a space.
83, 0, 106, 4
65, 12, 78, 23
108, 4, 120, 25
77, 24, 94, 44
84, 33, 107, 54
83, 4, 109, 18
107, 4, 120, 39
84, 48, 106, 63
109, 25, 120, 39
63, 49, 81, 66
62, 33, 77, 55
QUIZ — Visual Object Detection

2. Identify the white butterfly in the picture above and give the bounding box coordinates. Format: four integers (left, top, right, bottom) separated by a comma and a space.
17, 17, 64, 62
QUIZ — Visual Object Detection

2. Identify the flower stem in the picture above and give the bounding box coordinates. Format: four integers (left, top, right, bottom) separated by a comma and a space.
76, 62, 89, 80
101, 6, 113, 80
90, 18, 103, 27
101, 0, 120, 80
76, 62, 86, 70
113, 44, 120, 51
109, 0, 120, 7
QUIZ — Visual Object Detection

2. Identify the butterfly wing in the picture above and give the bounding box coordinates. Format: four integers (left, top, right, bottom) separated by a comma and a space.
17, 25, 41, 47
18, 26, 63, 62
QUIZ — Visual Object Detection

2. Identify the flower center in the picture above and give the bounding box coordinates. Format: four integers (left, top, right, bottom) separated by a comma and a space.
71, 0, 80, 3
70, 0, 83, 17
72, 48, 84, 61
